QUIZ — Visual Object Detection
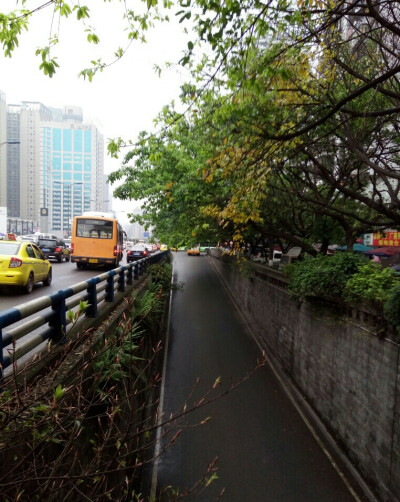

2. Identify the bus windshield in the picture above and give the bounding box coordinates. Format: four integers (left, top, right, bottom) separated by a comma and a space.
76, 218, 113, 239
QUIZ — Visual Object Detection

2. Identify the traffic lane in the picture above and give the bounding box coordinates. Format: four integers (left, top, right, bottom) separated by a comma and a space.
1, 257, 130, 378
156, 252, 360, 502
0, 258, 128, 311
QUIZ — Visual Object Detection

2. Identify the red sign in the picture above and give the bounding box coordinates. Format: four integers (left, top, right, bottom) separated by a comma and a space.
373, 231, 400, 247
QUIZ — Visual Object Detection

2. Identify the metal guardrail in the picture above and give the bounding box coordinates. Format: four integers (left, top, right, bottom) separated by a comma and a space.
0, 251, 169, 380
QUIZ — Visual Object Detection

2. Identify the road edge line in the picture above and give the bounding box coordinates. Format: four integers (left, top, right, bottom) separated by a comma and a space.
149, 257, 175, 501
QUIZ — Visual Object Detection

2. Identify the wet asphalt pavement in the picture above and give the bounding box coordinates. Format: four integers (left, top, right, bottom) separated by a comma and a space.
154, 252, 368, 502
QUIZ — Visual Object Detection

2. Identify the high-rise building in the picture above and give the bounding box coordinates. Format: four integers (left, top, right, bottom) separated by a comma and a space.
6, 104, 21, 217
40, 105, 104, 236
0, 91, 7, 208
103, 174, 112, 213
19, 102, 53, 227
0, 94, 105, 236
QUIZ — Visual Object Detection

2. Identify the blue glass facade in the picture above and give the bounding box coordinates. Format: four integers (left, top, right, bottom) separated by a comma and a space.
74, 130, 83, 151
84, 130, 91, 152
53, 129, 61, 150
41, 125, 94, 234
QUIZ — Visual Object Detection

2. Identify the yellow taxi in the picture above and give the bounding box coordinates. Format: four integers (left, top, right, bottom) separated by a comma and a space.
0, 240, 52, 294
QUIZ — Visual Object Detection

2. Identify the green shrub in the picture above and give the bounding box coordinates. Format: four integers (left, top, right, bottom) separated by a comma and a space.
343, 261, 396, 306
285, 252, 368, 301
147, 263, 172, 291
384, 283, 400, 332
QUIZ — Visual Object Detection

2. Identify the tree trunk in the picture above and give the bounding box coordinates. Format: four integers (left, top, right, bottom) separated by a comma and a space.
346, 231, 356, 251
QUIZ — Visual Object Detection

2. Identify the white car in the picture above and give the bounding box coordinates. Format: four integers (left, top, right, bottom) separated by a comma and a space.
144, 243, 156, 253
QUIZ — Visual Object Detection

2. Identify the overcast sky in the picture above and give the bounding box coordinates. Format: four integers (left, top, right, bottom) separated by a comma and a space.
0, 0, 192, 219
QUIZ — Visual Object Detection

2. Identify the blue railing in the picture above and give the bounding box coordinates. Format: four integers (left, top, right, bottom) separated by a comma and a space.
0, 251, 169, 381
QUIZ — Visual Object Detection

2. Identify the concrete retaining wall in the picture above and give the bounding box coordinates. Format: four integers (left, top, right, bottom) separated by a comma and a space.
210, 251, 400, 502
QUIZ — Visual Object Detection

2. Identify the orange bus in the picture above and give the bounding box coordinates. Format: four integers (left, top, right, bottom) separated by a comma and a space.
71, 213, 124, 269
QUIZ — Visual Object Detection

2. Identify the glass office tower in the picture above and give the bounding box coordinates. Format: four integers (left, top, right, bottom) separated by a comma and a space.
41, 106, 104, 236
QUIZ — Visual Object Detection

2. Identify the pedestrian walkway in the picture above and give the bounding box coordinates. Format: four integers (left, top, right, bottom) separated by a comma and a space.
152, 253, 369, 502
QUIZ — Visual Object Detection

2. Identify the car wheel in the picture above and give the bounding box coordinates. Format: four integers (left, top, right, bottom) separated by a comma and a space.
77, 263, 83, 270
57, 255, 62, 263
43, 268, 52, 286
24, 273, 34, 294
66, 254, 70, 262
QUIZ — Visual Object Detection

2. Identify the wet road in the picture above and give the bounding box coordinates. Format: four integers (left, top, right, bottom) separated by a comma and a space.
154, 252, 367, 502
0, 258, 128, 311
0, 258, 128, 378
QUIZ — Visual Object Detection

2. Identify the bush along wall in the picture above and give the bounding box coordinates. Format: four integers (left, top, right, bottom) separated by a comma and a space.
0, 262, 172, 502
285, 253, 400, 338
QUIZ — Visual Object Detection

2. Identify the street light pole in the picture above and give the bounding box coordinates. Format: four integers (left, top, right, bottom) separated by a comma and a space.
69, 184, 73, 237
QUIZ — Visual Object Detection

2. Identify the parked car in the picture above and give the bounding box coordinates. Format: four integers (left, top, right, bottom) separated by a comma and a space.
390, 263, 400, 277
0, 240, 52, 293
126, 244, 148, 262
171, 245, 187, 252
37, 238, 71, 262
200, 243, 216, 252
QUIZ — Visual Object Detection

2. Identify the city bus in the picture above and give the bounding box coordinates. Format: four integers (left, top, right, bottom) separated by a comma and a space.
70, 212, 124, 269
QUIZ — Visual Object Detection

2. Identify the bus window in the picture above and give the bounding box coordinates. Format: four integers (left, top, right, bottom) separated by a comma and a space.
76, 218, 113, 239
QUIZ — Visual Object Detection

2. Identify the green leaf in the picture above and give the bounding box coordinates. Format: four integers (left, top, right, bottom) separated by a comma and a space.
87, 33, 100, 44
55, 2, 72, 17
75, 5, 90, 20
53, 384, 66, 402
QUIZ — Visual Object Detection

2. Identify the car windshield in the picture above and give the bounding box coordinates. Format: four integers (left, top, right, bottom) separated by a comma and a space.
38, 239, 57, 247
131, 245, 146, 251
0, 242, 21, 255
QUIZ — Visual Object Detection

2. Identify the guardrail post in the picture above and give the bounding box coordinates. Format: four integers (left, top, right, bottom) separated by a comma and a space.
86, 277, 99, 318
0, 328, 3, 382
118, 267, 126, 292
138, 260, 144, 276
50, 291, 67, 344
0, 308, 24, 382
127, 263, 133, 285
134, 262, 139, 280
105, 270, 116, 302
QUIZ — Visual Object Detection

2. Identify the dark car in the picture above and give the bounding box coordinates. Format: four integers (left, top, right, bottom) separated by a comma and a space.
126, 244, 148, 263
37, 238, 71, 263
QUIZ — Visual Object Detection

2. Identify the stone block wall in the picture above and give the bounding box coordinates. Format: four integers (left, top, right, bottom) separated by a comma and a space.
210, 251, 400, 502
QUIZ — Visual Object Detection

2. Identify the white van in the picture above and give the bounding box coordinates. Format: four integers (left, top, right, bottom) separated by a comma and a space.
268, 250, 282, 266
